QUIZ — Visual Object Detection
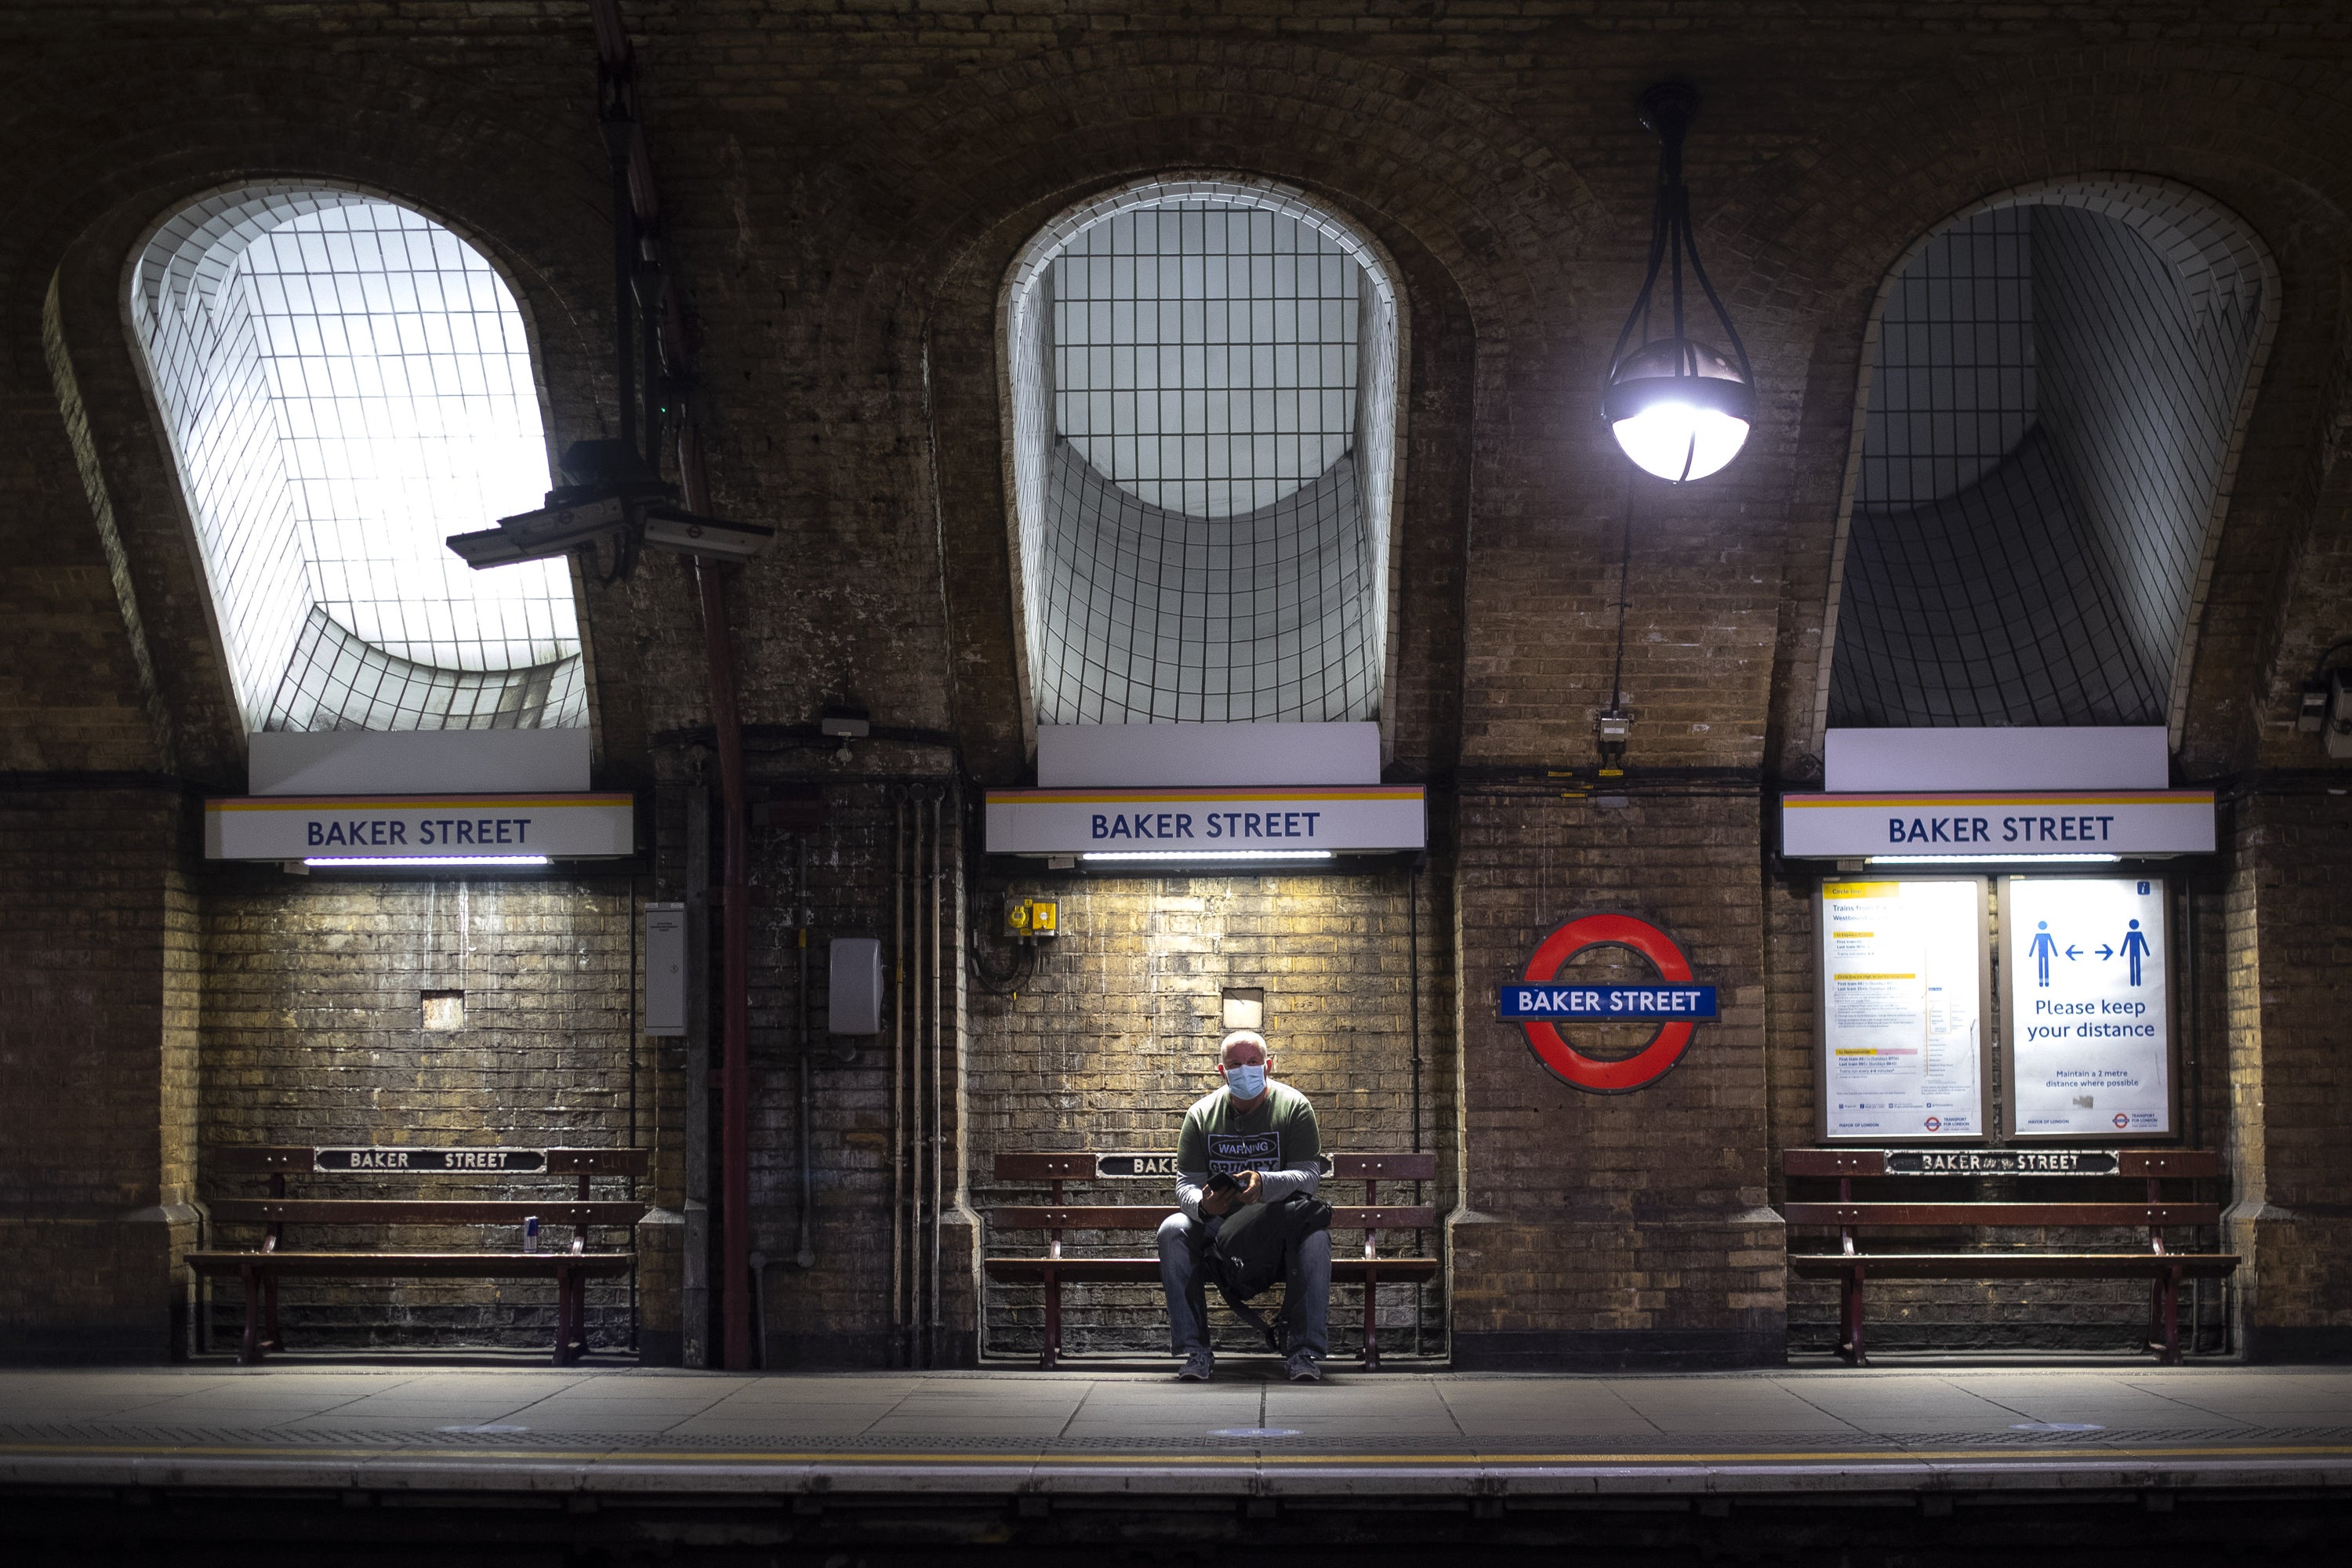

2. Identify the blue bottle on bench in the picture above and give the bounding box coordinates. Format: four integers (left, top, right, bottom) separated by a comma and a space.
524, 1215, 539, 1254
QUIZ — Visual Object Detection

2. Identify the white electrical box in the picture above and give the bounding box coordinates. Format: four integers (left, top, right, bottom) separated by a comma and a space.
644, 903, 687, 1036
829, 937, 884, 1036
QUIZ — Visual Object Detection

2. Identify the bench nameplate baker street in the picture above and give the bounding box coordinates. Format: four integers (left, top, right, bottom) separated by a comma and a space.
1883, 1149, 2119, 1177
314, 1147, 548, 1174
1093, 1152, 1335, 1179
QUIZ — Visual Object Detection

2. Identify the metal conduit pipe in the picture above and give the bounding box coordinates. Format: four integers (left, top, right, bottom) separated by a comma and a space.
796, 833, 816, 1272
929, 790, 946, 1368
908, 793, 930, 1366
891, 794, 906, 1363
592, 0, 755, 1369
695, 553, 753, 1370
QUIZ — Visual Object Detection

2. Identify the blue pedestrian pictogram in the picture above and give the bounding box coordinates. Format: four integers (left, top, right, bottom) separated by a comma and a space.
2027, 920, 2058, 986
2121, 918, 2151, 986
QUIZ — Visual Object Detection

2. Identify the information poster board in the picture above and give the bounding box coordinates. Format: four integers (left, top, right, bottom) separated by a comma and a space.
2002, 876, 2172, 1138
1817, 879, 1988, 1140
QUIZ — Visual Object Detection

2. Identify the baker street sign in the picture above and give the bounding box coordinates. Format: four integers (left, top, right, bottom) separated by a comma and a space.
314, 1147, 548, 1174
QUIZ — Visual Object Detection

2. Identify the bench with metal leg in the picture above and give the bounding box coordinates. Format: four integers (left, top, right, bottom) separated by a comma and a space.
1784, 1148, 2238, 1364
188, 1145, 648, 1365
984, 1151, 1439, 1369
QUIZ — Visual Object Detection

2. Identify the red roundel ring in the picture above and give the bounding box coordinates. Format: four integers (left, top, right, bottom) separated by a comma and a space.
1519, 912, 1700, 1094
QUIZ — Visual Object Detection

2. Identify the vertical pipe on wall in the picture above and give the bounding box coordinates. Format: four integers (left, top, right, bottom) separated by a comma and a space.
2180, 874, 2204, 1350
911, 793, 927, 1367
929, 790, 946, 1368
694, 554, 753, 1371
603, 128, 636, 459
681, 775, 711, 1367
891, 793, 906, 1365
796, 833, 816, 1272
1409, 863, 1425, 1359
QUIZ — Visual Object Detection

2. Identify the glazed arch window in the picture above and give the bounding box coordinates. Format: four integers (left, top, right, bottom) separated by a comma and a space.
1001, 180, 1403, 726
1823, 180, 2276, 739
129, 184, 583, 732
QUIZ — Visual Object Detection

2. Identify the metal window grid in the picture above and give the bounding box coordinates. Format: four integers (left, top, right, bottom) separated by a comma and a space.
1834, 201, 2264, 729
132, 187, 579, 733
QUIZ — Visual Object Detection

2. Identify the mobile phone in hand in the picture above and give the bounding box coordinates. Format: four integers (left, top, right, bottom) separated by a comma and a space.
1205, 1173, 1240, 1197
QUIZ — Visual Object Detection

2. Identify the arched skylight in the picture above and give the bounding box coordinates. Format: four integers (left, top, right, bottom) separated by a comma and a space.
1827, 181, 2274, 733
1004, 180, 1401, 727
131, 185, 583, 732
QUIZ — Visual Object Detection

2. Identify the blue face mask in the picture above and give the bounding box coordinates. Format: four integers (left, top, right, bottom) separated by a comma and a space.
1224, 1062, 1268, 1098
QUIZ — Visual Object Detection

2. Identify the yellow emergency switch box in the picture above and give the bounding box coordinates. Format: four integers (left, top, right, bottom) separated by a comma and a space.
1007, 897, 1060, 938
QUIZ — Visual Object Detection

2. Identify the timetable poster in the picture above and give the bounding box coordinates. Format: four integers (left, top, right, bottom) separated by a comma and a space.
1819, 880, 1985, 1139
2005, 877, 2171, 1137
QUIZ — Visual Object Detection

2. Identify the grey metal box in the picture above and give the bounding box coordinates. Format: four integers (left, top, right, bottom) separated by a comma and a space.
644, 902, 687, 1036
829, 936, 883, 1035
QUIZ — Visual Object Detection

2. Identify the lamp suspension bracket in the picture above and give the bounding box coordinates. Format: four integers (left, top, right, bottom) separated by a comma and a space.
443, 20, 774, 582
1602, 82, 1758, 484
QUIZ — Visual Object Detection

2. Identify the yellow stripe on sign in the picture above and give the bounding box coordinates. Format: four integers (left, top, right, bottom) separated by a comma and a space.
209, 794, 632, 811
993, 787, 1423, 804
1833, 973, 1915, 981
1822, 883, 1899, 898
1789, 792, 2212, 808
1831, 931, 1873, 938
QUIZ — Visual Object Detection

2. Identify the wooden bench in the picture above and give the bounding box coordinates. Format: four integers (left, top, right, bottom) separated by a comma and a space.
985, 1151, 1440, 1370
1784, 1148, 2238, 1365
188, 1146, 649, 1366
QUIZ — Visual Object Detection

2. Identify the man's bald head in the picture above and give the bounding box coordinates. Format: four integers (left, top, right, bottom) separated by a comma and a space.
1218, 1029, 1269, 1066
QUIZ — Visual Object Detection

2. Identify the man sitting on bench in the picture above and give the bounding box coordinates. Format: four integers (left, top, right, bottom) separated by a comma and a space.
1158, 1029, 1331, 1384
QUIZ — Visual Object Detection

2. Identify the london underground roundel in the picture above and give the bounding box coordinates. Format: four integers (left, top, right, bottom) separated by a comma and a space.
1504, 913, 1716, 1094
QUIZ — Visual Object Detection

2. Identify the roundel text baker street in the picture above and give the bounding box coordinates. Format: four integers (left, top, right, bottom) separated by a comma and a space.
1501, 913, 1719, 1094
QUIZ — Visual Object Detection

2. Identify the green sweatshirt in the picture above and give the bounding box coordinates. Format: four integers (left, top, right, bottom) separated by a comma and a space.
1174, 1080, 1321, 1221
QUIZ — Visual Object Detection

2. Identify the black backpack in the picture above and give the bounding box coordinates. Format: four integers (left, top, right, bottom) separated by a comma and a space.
1207, 1191, 1333, 1350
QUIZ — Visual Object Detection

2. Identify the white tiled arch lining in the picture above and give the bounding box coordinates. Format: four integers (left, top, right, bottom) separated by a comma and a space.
1809, 175, 2281, 754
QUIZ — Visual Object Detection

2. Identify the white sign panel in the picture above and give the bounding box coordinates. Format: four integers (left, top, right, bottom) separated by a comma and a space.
2004, 876, 2171, 1138
205, 793, 636, 860
1823, 728, 2168, 793
1038, 723, 1381, 786
985, 786, 1425, 855
1781, 791, 2214, 858
1818, 880, 1987, 1140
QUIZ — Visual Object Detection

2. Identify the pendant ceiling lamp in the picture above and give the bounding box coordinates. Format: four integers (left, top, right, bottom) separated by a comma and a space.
1602, 82, 1757, 483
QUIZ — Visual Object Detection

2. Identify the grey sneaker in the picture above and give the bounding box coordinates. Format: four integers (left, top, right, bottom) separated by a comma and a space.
1177, 1349, 1215, 1382
1284, 1349, 1323, 1383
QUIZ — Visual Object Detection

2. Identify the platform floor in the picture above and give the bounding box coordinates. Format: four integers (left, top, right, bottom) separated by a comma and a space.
6, 1359, 2352, 1501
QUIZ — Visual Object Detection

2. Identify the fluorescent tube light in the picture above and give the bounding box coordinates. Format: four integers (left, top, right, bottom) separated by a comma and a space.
1866, 853, 2120, 865
1081, 850, 1335, 862
304, 855, 553, 869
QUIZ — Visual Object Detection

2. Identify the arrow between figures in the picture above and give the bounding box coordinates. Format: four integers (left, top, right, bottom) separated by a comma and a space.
2097, 944, 2115, 960
2064, 945, 2082, 960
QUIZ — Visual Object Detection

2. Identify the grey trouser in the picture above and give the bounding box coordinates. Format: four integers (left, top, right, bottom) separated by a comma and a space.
1157, 1210, 1330, 1358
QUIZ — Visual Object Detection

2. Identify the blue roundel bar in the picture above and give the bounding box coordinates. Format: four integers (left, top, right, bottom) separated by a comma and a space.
1500, 985, 1718, 1021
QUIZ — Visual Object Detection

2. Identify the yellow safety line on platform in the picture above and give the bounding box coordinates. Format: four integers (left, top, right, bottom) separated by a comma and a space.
8, 1442, 2352, 1467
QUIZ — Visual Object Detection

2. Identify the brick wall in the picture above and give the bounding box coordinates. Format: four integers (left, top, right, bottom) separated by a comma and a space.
1766, 865, 2242, 1355
0, 784, 198, 1361
2225, 786, 2352, 1360
2, 2, 2350, 1368
966, 862, 1447, 1361
1451, 782, 1782, 1369
197, 869, 647, 1353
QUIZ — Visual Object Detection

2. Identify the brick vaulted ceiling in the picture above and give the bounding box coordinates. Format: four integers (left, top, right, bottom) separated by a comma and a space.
0, 8, 2347, 786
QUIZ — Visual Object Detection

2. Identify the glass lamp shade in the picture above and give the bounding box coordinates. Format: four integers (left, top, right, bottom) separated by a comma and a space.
1604, 338, 1757, 482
